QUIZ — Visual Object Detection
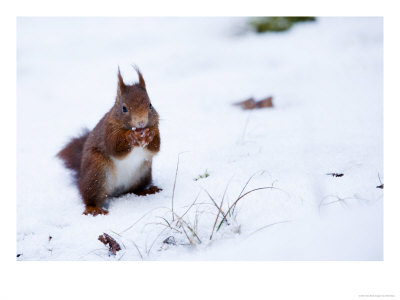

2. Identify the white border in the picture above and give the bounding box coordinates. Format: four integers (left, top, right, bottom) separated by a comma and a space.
2, 1, 399, 300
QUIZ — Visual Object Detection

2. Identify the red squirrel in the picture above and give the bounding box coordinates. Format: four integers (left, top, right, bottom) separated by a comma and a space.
58, 67, 161, 216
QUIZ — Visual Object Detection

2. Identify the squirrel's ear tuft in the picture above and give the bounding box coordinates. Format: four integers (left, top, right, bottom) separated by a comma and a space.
117, 67, 126, 95
133, 65, 146, 89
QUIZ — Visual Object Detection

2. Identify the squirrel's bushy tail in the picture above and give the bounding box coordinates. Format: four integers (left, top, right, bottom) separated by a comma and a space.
57, 129, 89, 181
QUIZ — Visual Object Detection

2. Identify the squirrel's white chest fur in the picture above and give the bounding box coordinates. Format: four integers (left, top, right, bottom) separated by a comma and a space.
107, 147, 153, 195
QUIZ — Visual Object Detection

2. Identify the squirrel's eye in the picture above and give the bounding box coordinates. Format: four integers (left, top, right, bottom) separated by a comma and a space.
149, 103, 153, 109
122, 106, 128, 112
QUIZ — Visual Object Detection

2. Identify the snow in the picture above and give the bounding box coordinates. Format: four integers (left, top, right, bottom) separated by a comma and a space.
17, 17, 383, 260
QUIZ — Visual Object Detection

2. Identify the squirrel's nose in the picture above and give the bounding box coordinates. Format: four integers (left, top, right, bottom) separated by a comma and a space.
137, 121, 146, 128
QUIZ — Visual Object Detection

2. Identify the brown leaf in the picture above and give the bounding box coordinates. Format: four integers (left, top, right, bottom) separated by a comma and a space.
234, 97, 257, 110
234, 96, 274, 110
376, 184, 384, 189
256, 96, 273, 108
98, 233, 121, 255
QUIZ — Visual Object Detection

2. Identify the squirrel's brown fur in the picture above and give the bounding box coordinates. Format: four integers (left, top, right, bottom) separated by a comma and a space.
57, 67, 161, 216
57, 129, 89, 182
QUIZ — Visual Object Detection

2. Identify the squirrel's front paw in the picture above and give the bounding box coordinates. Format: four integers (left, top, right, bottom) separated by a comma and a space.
129, 130, 143, 147
130, 128, 155, 147
139, 128, 155, 147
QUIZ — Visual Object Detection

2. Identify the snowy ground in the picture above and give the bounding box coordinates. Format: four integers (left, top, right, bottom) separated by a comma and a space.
17, 17, 383, 260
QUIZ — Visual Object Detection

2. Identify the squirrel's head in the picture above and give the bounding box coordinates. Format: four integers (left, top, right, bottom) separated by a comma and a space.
112, 67, 159, 130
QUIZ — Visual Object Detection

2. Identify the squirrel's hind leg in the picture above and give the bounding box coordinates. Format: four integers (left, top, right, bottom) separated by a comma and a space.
83, 206, 109, 216
127, 162, 162, 196
134, 185, 163, 196
79, 151, 110, 216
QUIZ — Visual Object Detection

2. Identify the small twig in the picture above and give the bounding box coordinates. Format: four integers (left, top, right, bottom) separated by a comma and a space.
146, 220, 183, 234
247, 220, 291, 238
171, 157, 180, 222
237, 170, 263, 199
157, 216, 171, 228
172, 211, 201, 244
171, 152, 189, 221
202, 188, 227, 220
186, 223, 202, 244
175, 215, 193, 245
318, 195, 353, 211
181, 217, 202, 244
231, 186, 275, 216
217, 186, 275, 232
240, 110, 253, 143
147, 227, 168, 255
118, 251, 127, 261
324, 199, 349, 208
231, 171, 263, 217
79, 248, 107, 259
210, 177, 234, 240
119, 207, 164, 234
180, 192, 201, 220
129, 240, 143, 260
377, 173, 384, 189
194, 207, 201, 234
